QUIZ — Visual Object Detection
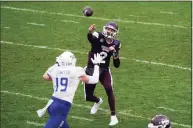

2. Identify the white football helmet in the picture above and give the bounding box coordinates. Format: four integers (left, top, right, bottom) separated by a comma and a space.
102, 21, 119, 39
56, 51, 76, 67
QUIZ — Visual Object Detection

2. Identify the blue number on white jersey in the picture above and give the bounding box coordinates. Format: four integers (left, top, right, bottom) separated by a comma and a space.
55, 77, 68, 92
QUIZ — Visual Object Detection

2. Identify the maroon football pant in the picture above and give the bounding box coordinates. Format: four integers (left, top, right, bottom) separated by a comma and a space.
84, 68, 116, 115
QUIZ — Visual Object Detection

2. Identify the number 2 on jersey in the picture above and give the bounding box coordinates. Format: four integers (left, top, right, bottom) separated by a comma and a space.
55, 77, 68, 92
100, 51, 107, 64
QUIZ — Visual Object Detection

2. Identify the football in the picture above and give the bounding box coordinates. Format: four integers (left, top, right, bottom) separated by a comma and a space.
83, 6, 93, 17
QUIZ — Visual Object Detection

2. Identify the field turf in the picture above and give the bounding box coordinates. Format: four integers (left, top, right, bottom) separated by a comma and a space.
1, 1, 192, 128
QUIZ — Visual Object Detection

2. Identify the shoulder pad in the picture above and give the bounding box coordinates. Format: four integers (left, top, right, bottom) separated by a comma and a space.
75, 66, 85, 77
92, 32, 99, 38
113, 40, 120, 46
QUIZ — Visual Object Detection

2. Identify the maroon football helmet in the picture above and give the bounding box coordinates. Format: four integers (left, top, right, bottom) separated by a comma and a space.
148, 115, 171, 128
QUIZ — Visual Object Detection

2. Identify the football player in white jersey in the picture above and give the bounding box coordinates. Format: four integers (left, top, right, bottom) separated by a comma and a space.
37, 51, 102, 128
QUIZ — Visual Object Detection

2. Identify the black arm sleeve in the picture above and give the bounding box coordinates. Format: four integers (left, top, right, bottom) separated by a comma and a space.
87, 32, 98, 43
113, 42, 121, 68
87, 32, 94, 43
113, 56, 120, 68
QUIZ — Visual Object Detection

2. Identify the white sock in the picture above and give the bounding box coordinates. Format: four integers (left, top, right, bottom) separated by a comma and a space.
111, 115, 117, 120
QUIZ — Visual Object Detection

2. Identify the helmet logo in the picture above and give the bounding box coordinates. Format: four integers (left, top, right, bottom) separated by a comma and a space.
161, 119, 169, 126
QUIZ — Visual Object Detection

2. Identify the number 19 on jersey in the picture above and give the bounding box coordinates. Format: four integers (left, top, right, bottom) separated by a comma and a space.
55, 77, 68, 92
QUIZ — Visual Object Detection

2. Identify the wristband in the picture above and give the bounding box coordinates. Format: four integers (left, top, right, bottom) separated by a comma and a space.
94, 63, 100, 66
113, 52, 118, 57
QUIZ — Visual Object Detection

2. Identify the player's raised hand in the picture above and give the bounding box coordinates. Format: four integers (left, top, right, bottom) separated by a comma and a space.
91, 53, 102, 65
88, 24, 95, 33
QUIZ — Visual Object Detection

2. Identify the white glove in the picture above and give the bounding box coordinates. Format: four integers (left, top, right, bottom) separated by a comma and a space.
91, 53, 102, 65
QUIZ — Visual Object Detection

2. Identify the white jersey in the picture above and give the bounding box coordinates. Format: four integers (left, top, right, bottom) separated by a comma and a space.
46, 64, 85, 103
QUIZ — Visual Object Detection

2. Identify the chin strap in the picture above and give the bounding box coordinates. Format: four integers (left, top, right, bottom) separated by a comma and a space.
105, 38, 114, 44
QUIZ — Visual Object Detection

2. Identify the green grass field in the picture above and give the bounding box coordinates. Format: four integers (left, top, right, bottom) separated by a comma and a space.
1, 1, 192, 128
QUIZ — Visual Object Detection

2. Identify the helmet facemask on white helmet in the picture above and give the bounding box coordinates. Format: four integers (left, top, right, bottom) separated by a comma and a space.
102, 26, 118, 39
56, 51, 77, 67
102, 21, 119, 39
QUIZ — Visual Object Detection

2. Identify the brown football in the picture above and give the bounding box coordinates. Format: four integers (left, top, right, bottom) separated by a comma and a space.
83, 6, 93, 17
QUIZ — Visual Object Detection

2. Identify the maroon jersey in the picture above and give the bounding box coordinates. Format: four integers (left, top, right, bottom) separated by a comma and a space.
87, 32, 121, 69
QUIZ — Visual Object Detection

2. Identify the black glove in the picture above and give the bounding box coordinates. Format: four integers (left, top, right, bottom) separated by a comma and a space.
113, 52, 118, 58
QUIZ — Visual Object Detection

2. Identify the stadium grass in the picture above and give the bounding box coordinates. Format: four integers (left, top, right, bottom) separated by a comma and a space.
1, 2, 191, 128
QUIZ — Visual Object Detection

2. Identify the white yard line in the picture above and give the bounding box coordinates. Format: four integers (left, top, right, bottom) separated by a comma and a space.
61, 20, 80, 24
1, 40, 191, 71
157, 106, 177, 112
1, 90, 191, 128
2, 26, 10, 29
26, 115, 93, 127
27, 121, 44, 126
27, 22, 46, 26
157, 106, 190, 114
133, 59, 191, 71
71, 116, 94, 121
160, 11, 178, 15
1, 6, 189, 29
27, 115, 93, 127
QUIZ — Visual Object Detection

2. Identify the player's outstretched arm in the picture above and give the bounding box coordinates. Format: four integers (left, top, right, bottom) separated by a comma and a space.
42, 66, 53, 81
79, 65, 99, 84
87, 24, 99, 43
79, 53, 101, 84
43, 72, 52, 81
